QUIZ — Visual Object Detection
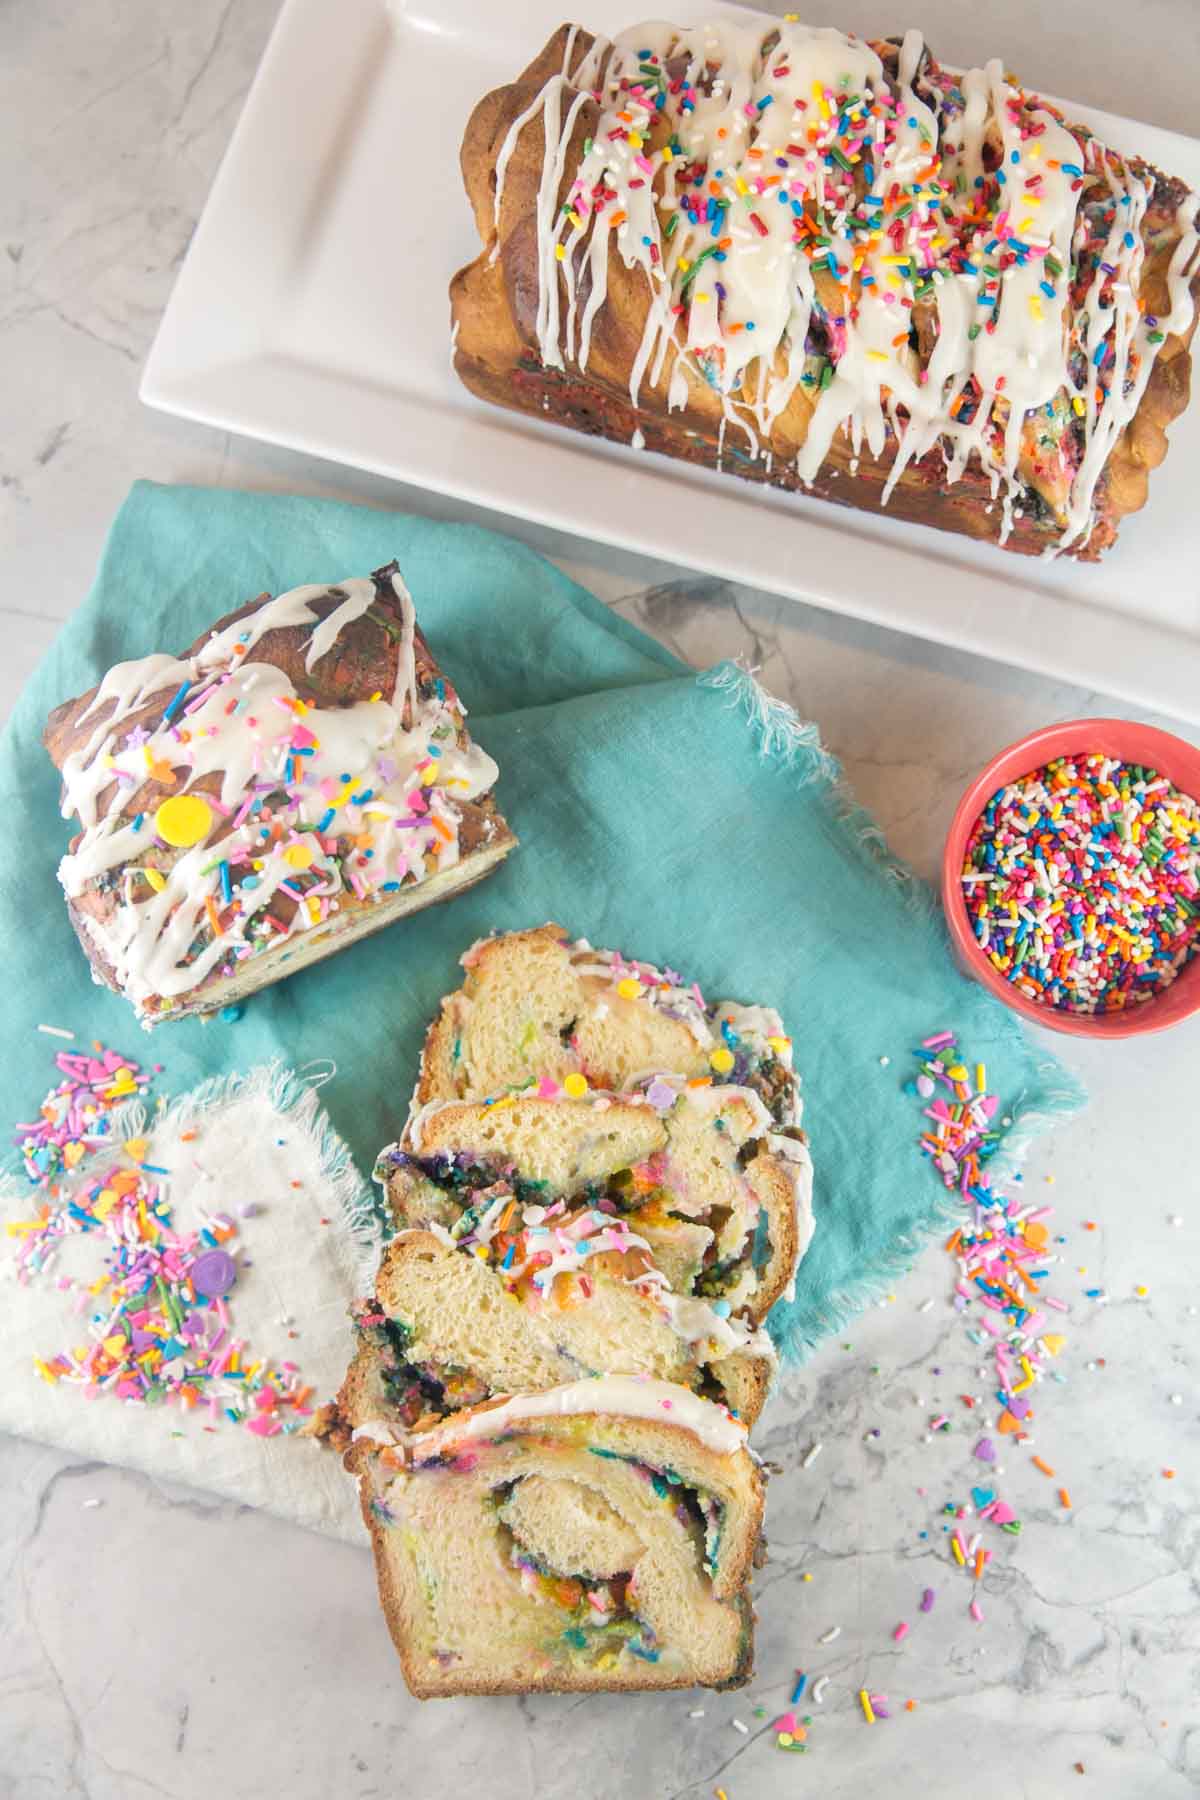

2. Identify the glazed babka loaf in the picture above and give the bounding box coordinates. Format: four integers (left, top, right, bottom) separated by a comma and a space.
451, 15, 1200, 559
43, 566, 515, 1021
347, 1377, 764, 1695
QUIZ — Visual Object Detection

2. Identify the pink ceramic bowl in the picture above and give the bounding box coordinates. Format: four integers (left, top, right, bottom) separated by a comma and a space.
942, 718, 1200, 1039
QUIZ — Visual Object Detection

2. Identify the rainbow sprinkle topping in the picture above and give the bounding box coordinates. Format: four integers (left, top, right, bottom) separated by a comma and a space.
960, 753, 1200, 1012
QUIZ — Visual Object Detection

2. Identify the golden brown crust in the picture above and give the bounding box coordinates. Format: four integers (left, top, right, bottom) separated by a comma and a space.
708, 1348, 772, 1430
451, 27, 1200, 562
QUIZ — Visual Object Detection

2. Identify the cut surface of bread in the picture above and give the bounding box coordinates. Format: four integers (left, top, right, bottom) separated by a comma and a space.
386, 1081, 804, 1326
418, 922, 713, 1102
336, 1228, 774, 1432
43, 564, 514, 1021
452, 20, 1200, 561
410, 1091, 667, 1191
414, 923, 803, 1126
410, 924, 814, 1283
347, 1378, 763, 1697
419, 923, 697, 1099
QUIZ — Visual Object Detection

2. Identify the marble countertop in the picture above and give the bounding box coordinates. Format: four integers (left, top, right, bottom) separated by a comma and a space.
3, 3, 1199, 1796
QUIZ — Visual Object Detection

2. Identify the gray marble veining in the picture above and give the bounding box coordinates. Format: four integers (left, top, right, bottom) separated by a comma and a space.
2, 2, 1199, 1796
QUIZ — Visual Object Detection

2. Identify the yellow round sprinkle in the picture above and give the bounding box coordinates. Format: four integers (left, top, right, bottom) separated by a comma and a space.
154, 794, 213, 848
563, 1072, 589, 1098
283, 842, 315, 870
709, 1047, 735, 1075
616, 977, 641, 1001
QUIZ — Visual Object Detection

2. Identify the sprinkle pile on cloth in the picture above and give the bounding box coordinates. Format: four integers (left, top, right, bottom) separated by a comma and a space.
15, 1043, 155, 1185
960, 753, 1200, 1013
7, 1040, 314, 1436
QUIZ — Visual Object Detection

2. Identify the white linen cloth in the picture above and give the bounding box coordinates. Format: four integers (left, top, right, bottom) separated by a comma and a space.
0, 1065, 384, 1543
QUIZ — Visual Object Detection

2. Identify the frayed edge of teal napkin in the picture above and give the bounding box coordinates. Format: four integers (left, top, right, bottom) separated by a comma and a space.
699, 661, 1087, 1362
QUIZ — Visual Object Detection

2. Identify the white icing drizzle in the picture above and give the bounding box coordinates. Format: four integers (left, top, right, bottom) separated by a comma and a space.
414, 1375, 749, 1457
488, 11, 1200, 552
301, 577, 375, 675
639, 1278, 775, 1359
55, 574, 498, 1013
508, 1205, 657, 1291
387, 569, 420, 718
352, 1416, 406, 1444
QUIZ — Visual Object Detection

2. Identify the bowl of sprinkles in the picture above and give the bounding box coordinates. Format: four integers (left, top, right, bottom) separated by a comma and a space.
943, 720, 1200, 1036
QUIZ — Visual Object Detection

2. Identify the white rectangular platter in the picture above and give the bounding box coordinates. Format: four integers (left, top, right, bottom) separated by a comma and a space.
141, 0, 1200, 721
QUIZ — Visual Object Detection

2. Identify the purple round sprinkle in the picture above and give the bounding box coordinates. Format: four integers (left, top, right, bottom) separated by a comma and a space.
191, 1249, 237, 1298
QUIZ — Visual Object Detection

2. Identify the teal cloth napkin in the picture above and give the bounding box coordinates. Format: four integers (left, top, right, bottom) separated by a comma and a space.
1, 481, 1085, 1358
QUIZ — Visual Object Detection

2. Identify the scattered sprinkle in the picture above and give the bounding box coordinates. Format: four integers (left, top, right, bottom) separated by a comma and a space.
15, 1041, 152, 1186
10, 1038, 310, 1438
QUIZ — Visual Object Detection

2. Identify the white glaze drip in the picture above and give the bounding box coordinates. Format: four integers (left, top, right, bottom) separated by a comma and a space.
416, 1375, 749, 1457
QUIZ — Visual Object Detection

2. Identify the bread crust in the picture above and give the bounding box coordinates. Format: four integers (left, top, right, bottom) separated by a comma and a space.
451, 26, 1200, 562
